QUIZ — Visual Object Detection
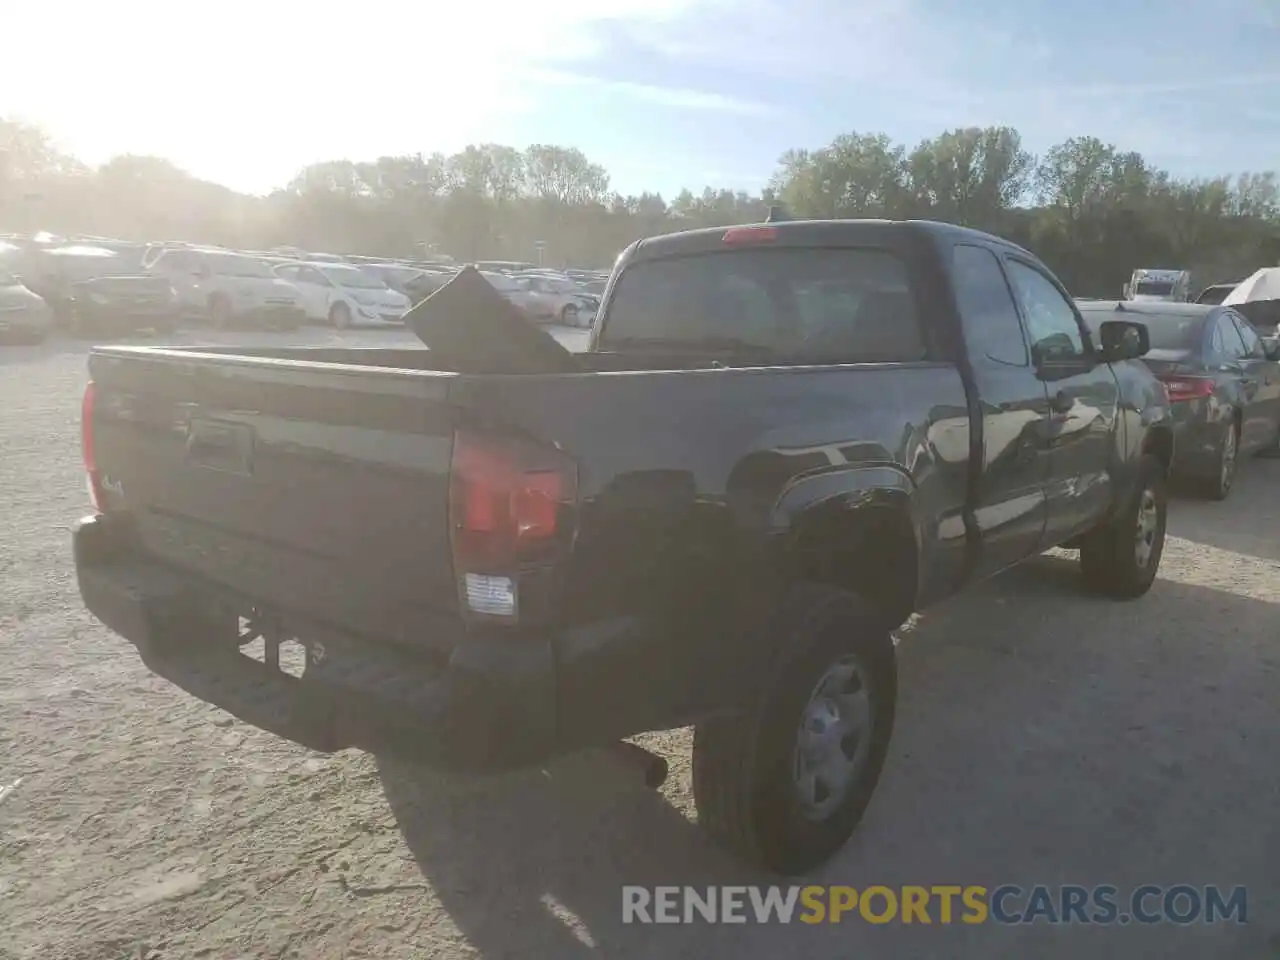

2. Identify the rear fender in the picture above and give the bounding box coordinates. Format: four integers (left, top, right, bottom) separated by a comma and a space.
771, 465, 923, 628
770, 463, 918, 532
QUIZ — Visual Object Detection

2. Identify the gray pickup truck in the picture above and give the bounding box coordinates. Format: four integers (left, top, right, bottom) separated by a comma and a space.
74, 218, 1173, 875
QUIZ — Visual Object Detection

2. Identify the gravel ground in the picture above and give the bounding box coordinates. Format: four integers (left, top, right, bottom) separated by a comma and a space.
1, 328, 1277, 960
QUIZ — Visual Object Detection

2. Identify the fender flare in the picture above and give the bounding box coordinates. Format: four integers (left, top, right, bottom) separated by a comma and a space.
770, 464, 926, 612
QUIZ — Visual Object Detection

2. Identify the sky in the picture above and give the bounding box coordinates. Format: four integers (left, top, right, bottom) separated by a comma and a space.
3, 0, 1279, 199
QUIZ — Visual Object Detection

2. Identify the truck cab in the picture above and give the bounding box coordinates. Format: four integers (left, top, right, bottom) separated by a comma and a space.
1125, 268, 1191, 302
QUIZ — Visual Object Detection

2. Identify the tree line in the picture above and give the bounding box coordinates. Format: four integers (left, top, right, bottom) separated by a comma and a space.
3, 118, 1279, 296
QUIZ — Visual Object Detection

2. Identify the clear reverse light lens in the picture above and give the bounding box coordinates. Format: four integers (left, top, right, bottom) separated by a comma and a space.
464, 573, 516, 617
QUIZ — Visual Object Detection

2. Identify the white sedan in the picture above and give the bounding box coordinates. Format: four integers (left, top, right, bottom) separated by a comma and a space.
273, 261, 411, 328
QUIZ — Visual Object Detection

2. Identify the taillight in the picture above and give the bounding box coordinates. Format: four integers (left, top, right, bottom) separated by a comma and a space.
81, 380, 106, 512
1158, 375, 1215, 402
722, 225, 778, 245
448, 428, 577, 621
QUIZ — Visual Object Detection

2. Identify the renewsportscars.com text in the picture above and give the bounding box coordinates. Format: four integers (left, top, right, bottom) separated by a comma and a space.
621, 884, 1248, 925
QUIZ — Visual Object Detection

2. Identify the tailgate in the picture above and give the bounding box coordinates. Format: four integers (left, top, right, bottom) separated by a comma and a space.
87, 347, 461, 650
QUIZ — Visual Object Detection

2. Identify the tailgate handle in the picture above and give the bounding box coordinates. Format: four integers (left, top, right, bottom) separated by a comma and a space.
186, 418, 254, 475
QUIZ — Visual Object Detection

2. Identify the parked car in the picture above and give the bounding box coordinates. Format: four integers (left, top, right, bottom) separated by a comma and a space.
473, 259, 536, 273
354, 262, 448, 304
509, 273, 599, 327
23, 245, 178, 336
73, 218, 1170, 876
1194, 281, 1241, 306
267, 247, 347, 263
0, 269, 52, 343
478, 269, 536, 317
1079, 300, 1280, 499
272, 261, 411, 328
148, 248, 305, 330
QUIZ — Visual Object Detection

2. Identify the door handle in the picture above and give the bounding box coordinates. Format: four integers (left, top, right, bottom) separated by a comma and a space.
1050, 391, 1072, 415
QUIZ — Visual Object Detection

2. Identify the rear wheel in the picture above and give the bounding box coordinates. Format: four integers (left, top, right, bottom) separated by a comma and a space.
1205, 420, 1239, 500
691, 584, 897, 875
209, 295, 233, 329
1079, 453, 1167, 599
66, 304, 90, 339
329, 302, 352, 329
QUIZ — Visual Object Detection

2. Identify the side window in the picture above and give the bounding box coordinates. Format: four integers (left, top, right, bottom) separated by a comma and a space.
951, 244, 1028, 366
1214, 316, 1247, 359
275, 265, 296, 281
1004, 260, 1086, 362
1209, 318, 1228, 356
1231, 314, 1264, 358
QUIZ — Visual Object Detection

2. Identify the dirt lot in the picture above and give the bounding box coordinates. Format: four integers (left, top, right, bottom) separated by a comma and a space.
2, 329, 1277, 959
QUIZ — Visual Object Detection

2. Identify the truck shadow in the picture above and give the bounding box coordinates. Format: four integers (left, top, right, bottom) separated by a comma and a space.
377, 554, 1279, 959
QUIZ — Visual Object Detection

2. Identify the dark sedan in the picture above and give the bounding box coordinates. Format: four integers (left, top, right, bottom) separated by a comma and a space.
355, 262, 452, 305
25, 245, 179, 336
0, 271, 52, 343
1079, 301, 1280, 499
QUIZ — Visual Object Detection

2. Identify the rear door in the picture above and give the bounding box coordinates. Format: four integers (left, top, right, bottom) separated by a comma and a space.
292, 266, 332, 319
153, 250, 203, 311
518, 278, 550, 317
1225, 311, 1279, 450
1003, 256, 1120, 548
950, 243, 1051, 575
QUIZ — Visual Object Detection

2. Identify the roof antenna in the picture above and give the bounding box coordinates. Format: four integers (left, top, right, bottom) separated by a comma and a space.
765, 204, 790, 223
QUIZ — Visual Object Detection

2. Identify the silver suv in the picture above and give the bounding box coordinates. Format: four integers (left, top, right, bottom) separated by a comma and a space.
147, 247, 306, 329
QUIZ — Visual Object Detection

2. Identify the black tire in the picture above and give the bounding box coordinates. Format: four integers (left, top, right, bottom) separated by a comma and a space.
1079, 453, 1167, 599
329, 302, 352, 329
1201, 420, 1239, 500
560, 303, 578, 327
209, 295, 233, 329
692, 584, 897, 876
65, 305, 90, 339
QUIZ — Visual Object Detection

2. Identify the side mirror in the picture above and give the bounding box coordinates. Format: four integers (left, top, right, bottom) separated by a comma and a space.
1263, 337, 1280, 361
1098, 319, 1149, 362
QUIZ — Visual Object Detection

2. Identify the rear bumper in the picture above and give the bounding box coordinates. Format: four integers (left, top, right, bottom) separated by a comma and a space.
73, 514, 558, 773
72, 303, 177, 332
357, 305, 408, 324
1167, 404, 1228, 478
